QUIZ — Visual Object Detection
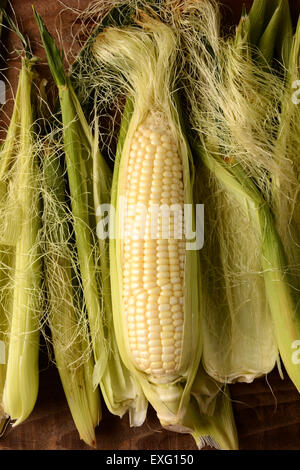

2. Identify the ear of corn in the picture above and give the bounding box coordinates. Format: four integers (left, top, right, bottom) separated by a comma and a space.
184, 0, 300, 387
179, 0, 279, 384
42, 141, 101, 447
35, 10, 148, 426
272, 17, 300, 297
35, 9, 108, 387
94, 17, 202, 437
2, 56, 42, 425
270, 17, 300, 371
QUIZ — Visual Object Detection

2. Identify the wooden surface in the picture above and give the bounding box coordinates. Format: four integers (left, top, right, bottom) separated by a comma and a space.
1, 0, 300, 451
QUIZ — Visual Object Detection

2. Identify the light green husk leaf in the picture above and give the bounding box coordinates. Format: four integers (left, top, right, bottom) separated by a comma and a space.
2, 56, 42, 426
42, 140, 101, 447
35, 9, 148, 425
179, 0, 279, 383
258, 0, 292, 68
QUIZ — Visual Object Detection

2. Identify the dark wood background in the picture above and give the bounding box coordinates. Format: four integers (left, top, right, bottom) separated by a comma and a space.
0, 0, 300, 451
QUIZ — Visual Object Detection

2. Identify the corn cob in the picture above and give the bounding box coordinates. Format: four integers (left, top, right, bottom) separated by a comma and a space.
93, 17, 201, 435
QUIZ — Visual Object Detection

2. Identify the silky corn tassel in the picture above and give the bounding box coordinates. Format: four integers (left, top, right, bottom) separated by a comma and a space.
123, 111, 185, 378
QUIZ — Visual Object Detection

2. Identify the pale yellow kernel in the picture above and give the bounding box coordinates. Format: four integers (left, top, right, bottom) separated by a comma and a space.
175, 325, 183, 333
146, 317, 160, 326
158, 278, 170, 287
165, 369, 176, 375
158, 304, 170, 312
161, 134, 171, 142
127, 306, 135, 315
136, 312, 146, 321
156, 145, 165, 154
145, 144, 155, 154
148, 332, 161, 340
152, 368, 164, 375
157, 251, 168, 260
170, 297, 178, 306
157, 272, 169, 281
162, 354, 174, 363
149, 347, 162, 356
148, 286, 161, 296
163, 324, 174, 332
168, 244, 178, 252
162, 141, 172, 150
139, 351, 149, 359
149, 339, 161, 347
144, 281, 157, 290
171, 277, 181, 285
150, 357, 163, 366
158, 296, 169, 305
171, 305, 181, 313
162, 177, 173, 185
173, 319, 183, 327
160, 318, 172, 326
157, 258, 168, 266
138, 359, 150, 369
161, 283, 173, 292
174, 290, 183, 298
162, 346, 174, 354
162, 339, 174, 348
144, 255, 156, 265
173, 283, 182, 291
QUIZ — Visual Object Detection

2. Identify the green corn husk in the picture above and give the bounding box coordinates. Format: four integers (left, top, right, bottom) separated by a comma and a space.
258, 0, 292, 68
236, 0, 292, 67
42, 141, 101, 447
181, 0, 300, 391
35, 10, 148, 426
179, 0, 279, 383
1, 55, 42, 425
272, 18, 300, 328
